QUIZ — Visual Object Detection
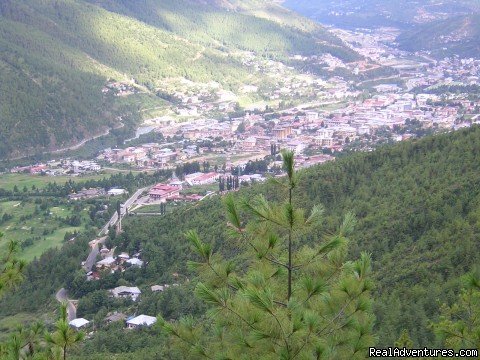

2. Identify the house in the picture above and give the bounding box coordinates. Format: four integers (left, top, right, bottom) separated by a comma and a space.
241, 137, 257, 150
69, 318, 90, 329
126, 315, 157, 329
273, 126, 292, 139
86, 271, 101, 281
151, 285, 165, 292
68, 188, 106, 201
184, 194, 203, 202
118, 253, 130, 262
149, 184, 181, 202
169, 180, 184, 189
185, 172, 219, 186
305, 111, 319, 122
105, 312, 127, 324
100, 246, 110, 256
29, 165, 48, 174
96, 256, 116, 269
286, 141, 307, 155
316, 128, 335, 147
110, 286, 141, 301
357, 125, 371, 136
374, 84, 400, 93
126, 258, 144, 268
108, 188, 127, 196
255, 136, 272, 147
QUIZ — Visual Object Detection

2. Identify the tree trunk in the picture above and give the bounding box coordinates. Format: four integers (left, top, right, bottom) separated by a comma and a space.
287, 187, 293, 301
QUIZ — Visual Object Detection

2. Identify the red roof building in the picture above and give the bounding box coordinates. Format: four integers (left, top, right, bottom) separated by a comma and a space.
149, 184, 180, 202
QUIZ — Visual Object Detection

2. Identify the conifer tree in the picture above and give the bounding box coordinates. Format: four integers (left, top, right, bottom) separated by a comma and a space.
433, 270, 480, 351
45, 304, 84, 360
0, 322, 44, 359
0, 233, 25, 299
395, 329, 414, 348
159, 151, 376, 359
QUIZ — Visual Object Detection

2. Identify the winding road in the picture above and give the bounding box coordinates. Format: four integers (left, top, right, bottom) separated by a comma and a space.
56, 186, 150, 319
56, 288, 77, 322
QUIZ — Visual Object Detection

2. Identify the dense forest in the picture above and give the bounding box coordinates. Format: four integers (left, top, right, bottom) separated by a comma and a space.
0, 0, 357, 159
2, 126, 480, 357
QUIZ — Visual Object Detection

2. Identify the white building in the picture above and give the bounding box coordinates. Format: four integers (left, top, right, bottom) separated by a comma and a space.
305, 111, 319, 122
185, 172, 219, 186
286, 141, 307, 155
126, 258, 144, 268
110, 286, 141, 301
126, 315, 157, 329
357, 125, 371, 136
316, 129, 334, 147
108, 188, 127, 196
96, 256, 116, 269
151, 285, 165, 292
69, 318, 90, 329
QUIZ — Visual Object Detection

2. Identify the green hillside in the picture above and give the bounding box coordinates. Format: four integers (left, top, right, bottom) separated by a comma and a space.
2, 127, 480, 356
0, 0, 357, 160
397, 14, 480, 58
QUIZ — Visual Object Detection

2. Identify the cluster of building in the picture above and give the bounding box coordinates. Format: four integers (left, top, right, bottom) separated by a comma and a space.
68, 188, 126, 201
55, 20, 480, 341
69, 313, 158, 330
11, 160, 101, 176
88, 250, 144, 279
102, 81, 138, 97
69, 282, 184, 330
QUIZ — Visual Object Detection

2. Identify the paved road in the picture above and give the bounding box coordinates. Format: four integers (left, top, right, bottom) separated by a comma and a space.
56, 288, 77, 321
98, 187, 149, 236
88, 186, 149, 270
9, 122, 124, 161
83, 237, 106, 272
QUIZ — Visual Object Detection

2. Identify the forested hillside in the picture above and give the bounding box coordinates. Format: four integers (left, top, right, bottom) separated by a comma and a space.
2, 126, 480, 357
0, 0, 356, 160
397, 14, 480, 58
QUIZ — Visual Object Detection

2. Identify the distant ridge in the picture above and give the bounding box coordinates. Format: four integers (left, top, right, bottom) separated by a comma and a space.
397, 14, 480, 58
0, 0, 357, 159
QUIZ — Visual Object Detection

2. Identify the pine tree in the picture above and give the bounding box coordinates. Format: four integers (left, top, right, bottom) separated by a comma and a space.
395, 329, 414, 348
0, 233, 25, 299
432, 270, 480, 351
45, 304, 84, 360
0, 322, 45, 359
159, 151, 376, 359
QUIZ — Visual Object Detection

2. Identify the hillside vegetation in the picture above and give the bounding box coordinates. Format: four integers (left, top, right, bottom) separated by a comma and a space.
2, 126, 480, 357
397, 14, 480, 58
0, 0, 356, 159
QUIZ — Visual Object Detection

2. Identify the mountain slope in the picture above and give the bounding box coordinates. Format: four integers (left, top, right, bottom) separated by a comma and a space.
0, 0, 357, 160
284, 0, 479, 29
112, 126, 480, 349
397, 14, 480, 58
3, 127, 480, 355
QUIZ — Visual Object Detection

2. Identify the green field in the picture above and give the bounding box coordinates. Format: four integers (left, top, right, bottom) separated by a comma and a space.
0, 169, 147, 191
0, 200, 89, 261
0, 173, 111, 191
